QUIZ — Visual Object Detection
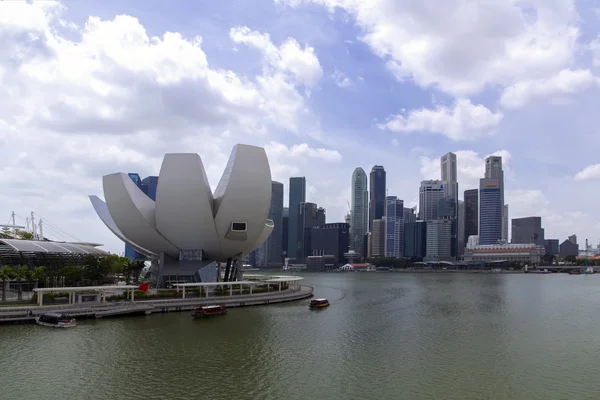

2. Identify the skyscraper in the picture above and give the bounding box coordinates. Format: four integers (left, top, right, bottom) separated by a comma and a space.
350, 167, 368, 255
464, 189, 479, 244
426, 220, 453, 261
511, 216, 544, 246
369, 166, 386, 232
256, 181, 284, 267
282, 207, 289, 259
288, 177, 306, 260
297, 202, 319, 261
503, 204, 509, 241
125, 173, 155, 260
384, 196, 404, 258
479, 156, 504, 245
441, 152, 458, 201
371, 218, 386, 257
418, 180, 445, 221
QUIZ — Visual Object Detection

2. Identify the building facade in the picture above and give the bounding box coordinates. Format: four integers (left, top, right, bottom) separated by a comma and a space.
463, 243, 545, 264
255, 181, 284, 267
559, 239, 578, 258
298, 202, 320, 261
125, 173, 158, 260
464, 189, 479, 245
310, 223, 350, 265
384, 196, 404, 258
419, 180, 445, 221
350, 167, 369, 256
425, 220, 452, 261
282, 207, 289, 259
369, 166, 386, 232
511, 216, 544, 246
288, 177, 306, 260
479, 156, 505, 245
441, 152, 458, 204
404, 221, 427, 259
370, 218, 386, 257
544, 239, 559, 256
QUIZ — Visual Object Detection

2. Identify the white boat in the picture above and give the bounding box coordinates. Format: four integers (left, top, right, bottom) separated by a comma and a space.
35, 313, 77, 328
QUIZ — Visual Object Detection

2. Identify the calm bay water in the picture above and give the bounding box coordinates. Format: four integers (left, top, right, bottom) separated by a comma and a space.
1, 272, 600, 400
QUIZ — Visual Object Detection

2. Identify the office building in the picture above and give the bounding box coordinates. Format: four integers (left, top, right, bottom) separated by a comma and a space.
559, 239, 578, 258
256, 181, 284, 267
457, 200, 465, 257
384, 196, 404, 258
125, 173, 155, 260
317, 207, 326, 227
511, 216, 544, 246
369, 166, 386, 231
141, 176, 159, 200
544, 239, 559, 256
419, 180, 445, 221
441, 152, 458, 203
350, 167, 369, 255
404, 207, 416, 224
503, 204, 509, 241
568, 234, 577, 245
282, 207, 289, 259
479, 156, 504, 245
371, 218, 386, 257
464, 189, 479, 244
287, 177, 306, 260
404, 221, 427, 259
464, 243, 545, 264
425, 220, 452, 261
297, 202, 320, 261
310, 223, 350, 265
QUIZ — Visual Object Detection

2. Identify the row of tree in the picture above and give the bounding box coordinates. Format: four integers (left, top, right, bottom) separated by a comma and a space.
0, 255, 147, 302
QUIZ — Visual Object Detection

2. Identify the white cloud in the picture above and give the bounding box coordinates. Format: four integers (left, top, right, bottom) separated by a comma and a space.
229, 26, 323, 87
280, 0, 580, 96
0, 1, 345, 253
574, 164, 600, 181
380, 99, 503, 141
332, 69, 353, 88
500, 69, 599, 109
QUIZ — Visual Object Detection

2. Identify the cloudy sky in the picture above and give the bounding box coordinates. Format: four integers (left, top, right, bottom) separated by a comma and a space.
1, 0, 600, 254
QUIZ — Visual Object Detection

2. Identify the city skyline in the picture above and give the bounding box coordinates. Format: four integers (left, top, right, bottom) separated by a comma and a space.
2, 1, 600, 255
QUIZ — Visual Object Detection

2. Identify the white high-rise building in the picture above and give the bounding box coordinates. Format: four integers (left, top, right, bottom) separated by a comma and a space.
441, 152, 458, 202
419, 180, 445, 221
350, 167, 368, 255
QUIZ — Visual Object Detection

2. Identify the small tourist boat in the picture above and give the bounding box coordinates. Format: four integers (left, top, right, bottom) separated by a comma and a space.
192, 305, 227, 318
309, 298, 330, 309
568, 269, 582, 275
35, 313, 76, 328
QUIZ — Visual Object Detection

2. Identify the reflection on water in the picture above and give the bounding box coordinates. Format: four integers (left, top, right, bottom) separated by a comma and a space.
1, 273, 600, 400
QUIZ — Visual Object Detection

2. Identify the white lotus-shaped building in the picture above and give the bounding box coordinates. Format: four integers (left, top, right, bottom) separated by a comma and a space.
89, 144, 273, 286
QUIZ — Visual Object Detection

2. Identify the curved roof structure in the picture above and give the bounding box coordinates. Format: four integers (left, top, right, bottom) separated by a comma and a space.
0, 239, 109, 255
90, 144, 274, 262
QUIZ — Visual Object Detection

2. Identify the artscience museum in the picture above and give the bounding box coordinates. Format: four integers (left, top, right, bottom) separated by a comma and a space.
90, 144, 274, 288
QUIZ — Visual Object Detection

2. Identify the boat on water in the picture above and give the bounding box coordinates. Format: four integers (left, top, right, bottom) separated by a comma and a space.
568, 270, 582, 275
192, 305, 227, 318
35, 313, 76, 328
309, 298, 330, 310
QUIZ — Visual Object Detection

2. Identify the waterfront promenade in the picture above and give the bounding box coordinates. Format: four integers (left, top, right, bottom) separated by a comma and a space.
0, 285, 314, 325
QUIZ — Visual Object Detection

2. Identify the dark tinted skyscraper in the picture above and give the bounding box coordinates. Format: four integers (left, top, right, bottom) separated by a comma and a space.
464, 189, 478, 244
369, 166, 386, 232
287, 177, 306, 260
261, 181, 284, 266
511, 216, 544, 246
282, 207, 289, 259
298, 202, 319, 261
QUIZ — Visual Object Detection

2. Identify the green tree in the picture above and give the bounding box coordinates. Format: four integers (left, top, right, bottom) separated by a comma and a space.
564, 255, 577, 264
57, 266, 83, 286
82, 255, 111, 285
31, 266, 47, 289
19, 231, 34, 240
0, 266, 15, 302
130, 260, 146, 283
542, 254, 556, 265
14, 265, 31, 301
122, 259, 133, 283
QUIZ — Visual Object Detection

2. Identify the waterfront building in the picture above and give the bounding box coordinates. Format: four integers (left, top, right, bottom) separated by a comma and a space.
404, 207, 416, 224
503, 204, 509, 242
288, 177, 306, 260
559, 239, 579, 258
369, 166, 386, 232
464, 189, 479, 245
479, 156, 504, 245
568, 234, 577, 245
511, 217, 544, 246
255, 181, 284, 267
419, 180, 445, 221
404, 220, 427, 259
310, 223, 350, 265
544, 239, 559, 256
384, 196, 404, 258
90, 144, 275, 287
298, 202, 320, 262
282, 207, 289, 260
370, 218, 386, 257
457, 200, 465, 258
425, 220, 452, 261
463, 243, 544, 264
350, 167, 369, 256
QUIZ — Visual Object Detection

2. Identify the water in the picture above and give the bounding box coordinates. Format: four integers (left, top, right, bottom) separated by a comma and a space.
1, 272, 600, 400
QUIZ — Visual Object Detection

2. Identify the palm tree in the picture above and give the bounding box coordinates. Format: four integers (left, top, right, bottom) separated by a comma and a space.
31, 266, 47, 289
14, 265, 31, 301
0, 266, 15, 302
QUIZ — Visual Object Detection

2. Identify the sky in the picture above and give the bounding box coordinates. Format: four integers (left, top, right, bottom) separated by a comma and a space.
1, 0, 600, 254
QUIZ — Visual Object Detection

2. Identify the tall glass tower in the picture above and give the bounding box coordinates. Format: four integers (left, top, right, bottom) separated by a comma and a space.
369, 166, 386, 232
287, 177, 306, 260
479, 156, 504, 245
351, 168, 368, 255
